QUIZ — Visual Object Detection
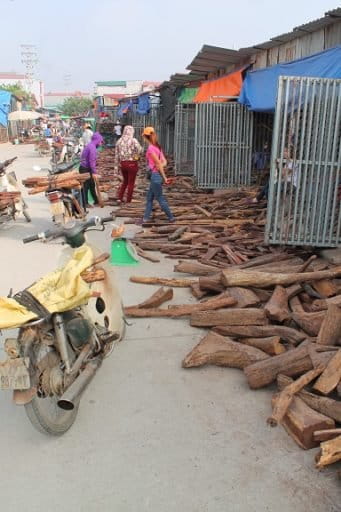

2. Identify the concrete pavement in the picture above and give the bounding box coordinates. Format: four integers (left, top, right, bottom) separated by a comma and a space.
0, 143, 340, 512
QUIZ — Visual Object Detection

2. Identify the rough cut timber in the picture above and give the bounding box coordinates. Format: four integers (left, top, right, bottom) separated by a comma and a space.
315, 436, 341, 468
132, 287, 173, 309
190, 308, 268, 327
273, 394, 335, 450
225, 287, 260, 308
182, 332, 269, 369
239, 336, 286, 356
264, 286, 290, 322
292, 311, 325, 337
313, 350, 341, 395
130, 276, 195, 287
174, 261, 218, 276
213, 325, 306, 345
316, 305, 341, 346
313, 429, 341, 442
267, 366, 325, 427
199, 274, 224, 293
124, 295, 236, 318
278, 374, 341, 423
221, 267, 341, 288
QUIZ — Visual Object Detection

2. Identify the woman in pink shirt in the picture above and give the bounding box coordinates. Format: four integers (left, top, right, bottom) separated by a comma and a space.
142, 126, 175, 223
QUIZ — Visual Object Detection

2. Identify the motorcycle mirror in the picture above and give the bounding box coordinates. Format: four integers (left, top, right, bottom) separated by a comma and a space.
32, 165, 41, 172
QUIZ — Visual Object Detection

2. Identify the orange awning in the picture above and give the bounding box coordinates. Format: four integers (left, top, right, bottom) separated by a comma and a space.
193, 69, 243, 103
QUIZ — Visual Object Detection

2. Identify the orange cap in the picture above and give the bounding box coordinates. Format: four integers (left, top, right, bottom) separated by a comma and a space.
142, 126, 155, 136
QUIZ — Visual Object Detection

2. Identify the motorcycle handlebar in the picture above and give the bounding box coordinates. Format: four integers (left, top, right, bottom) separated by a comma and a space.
23, 234, 40, 244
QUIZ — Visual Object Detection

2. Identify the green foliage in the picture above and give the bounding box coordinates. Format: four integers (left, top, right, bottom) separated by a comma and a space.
60, 97, 93, 116
0, 82, 30, 100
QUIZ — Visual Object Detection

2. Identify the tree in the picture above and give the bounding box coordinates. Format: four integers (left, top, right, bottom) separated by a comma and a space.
0, 82, 30, 101
60, 97, 93, 116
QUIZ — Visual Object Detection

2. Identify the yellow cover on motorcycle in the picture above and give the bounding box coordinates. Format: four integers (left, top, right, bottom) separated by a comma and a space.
0, 245, 94, 329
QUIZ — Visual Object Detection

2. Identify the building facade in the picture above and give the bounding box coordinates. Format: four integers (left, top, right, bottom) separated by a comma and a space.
0, 72, 44, 107
44, 91, 91, 109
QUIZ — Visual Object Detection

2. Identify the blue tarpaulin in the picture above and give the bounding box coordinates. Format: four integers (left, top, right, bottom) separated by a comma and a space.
0, 90, 11, 127
137, 94, 150, 115
239, 46, 341, 112
117, 100, 133, 117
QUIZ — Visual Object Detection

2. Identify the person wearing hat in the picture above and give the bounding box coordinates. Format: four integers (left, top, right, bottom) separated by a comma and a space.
81, 123, 93, 146
141, 126, 175, 223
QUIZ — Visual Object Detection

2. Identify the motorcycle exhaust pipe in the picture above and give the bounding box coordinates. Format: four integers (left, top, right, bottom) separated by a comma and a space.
57, 357, 103, 411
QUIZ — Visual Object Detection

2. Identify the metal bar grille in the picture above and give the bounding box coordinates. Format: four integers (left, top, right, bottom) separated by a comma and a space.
174, 103, 196, 175
194, 103, 253, 188
266, 76, 341, 247
124, 105, 162, 144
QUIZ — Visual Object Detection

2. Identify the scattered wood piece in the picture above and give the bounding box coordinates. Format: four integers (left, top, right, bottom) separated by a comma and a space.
314, 350, 341, 395
225, 287, 260, 308
264, 286, 290, 322
133, 287, 173, 309
213, 325, 306, 345
182, 331, 269, 369
199, 274, 224, 293
292, 311, 325, 336
314, 429, 341, 442
268, 366, 325, 427
174, 261, 219, 276
316, 436, 341, 468
316, 304, 341, 346
81, 268, 106, 283
221, 267, 341, 288
274, 394, 335, 450
130, 276, 195, 287
312, 279, 338, 298
190, 282, 208, 299
136, 248, 160, 263
190, 308, 268, 327
124, 295, 236, 318
168, 226, 188, 241
278, 374, 341, 423
240, 336, 286, 356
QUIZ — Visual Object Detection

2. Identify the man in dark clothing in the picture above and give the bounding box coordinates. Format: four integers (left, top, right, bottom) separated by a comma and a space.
79, 132, 103, 208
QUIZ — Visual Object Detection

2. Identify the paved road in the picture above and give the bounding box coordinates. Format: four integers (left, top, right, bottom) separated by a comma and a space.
0, 144, 340, 512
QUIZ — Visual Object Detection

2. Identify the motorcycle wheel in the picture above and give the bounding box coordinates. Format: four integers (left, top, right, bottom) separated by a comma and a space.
25, 395, 78, 436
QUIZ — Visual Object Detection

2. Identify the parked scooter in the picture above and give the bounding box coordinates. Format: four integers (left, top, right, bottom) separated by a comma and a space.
0, 157, 31, 224
0, 216, 125, 435
33, 160, 84, 225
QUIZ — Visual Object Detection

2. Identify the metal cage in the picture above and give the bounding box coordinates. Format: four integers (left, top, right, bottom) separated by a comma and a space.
194, 102, 254, 188
266, 76, 341, 247
174, 103, 196, 175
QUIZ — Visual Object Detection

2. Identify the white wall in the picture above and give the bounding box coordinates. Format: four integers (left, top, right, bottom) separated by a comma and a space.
0, 77, 44, 107
95, 80, 144, 97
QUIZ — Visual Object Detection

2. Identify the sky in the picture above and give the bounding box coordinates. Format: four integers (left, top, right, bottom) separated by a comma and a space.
0, 0, 338, 92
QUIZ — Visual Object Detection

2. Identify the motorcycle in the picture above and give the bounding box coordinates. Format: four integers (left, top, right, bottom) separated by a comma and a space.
0, 216, 125, 436
33, 160, 84, 225
0, 157, 31, 224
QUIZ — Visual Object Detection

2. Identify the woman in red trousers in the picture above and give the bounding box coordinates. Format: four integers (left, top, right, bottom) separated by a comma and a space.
114, 125, 142, 203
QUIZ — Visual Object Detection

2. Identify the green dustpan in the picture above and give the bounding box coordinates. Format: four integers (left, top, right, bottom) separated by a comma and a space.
110, 238, 139, 266
87, 190, 95, 205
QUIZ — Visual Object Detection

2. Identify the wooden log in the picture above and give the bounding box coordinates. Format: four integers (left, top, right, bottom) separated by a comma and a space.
190, 282, 208, 299
292, 311, 325, 336
272, 394, 335, 450
190, 308, 268, 327
168, 226, 188, 241
312, 279, 338, 298
311, 294, 341, 312
244, 342, 313, 389
132, 287, 173, 309
278, 374, 341, 423
221, 267, 341, 288
225, 287, 260, 308
314, 429, 341, 442
286, 284, 302, 299
130, 276, 195, 287
174, 261, 219, 276
316, 305, 341, 346
289, 295, 305, 313
136, 248, 160, 263
316, 436, 341, 468
199, 274, 224, 293
267, 366, 325, 427
124, 295, 236, 318
81, 269, 106, 283
213, 325, 306, 345
182, 332, 269, 369
314, 350, 341, 395
237, 252, 291, 269
264, 286, 290, 322
240, 336, 286, 356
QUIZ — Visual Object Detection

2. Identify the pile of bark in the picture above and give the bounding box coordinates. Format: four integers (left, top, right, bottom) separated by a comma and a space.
22, 170, 90, 194
125, 253, 341, 471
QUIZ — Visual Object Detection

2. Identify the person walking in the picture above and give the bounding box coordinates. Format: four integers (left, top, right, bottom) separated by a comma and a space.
79, 132, 103, 209
114, 125, 142, 203
113, 120, 122, 145
141, 126, 175, 223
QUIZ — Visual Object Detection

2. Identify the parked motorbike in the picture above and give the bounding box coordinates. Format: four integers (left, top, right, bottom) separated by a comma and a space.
0, 157, 31, 224
0, 216, 125, 435
33, 160, 84, 225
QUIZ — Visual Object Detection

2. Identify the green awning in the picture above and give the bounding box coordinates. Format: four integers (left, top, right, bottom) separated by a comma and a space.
178, 87, 199, 103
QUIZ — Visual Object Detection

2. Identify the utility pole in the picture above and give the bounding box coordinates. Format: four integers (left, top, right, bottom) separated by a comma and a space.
20, 44, 38, 94
63, 74, 72, 90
